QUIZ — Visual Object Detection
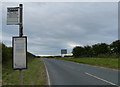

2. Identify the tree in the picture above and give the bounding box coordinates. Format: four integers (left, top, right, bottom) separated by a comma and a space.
72, 46, 85, 58
72, 40, 119, 58
92, 43, 109, 57
110, 40, 120, 54
84, 46, 93, 57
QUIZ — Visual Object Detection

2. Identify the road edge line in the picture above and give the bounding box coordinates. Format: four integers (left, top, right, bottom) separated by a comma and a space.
85, 72, 120, 87
42, 59, 51, 86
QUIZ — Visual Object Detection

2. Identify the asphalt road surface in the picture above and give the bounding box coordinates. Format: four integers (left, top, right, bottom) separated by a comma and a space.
42, 58, 119, 86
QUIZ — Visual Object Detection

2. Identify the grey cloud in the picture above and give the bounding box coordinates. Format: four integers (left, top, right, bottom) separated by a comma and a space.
2, 2, 118, 55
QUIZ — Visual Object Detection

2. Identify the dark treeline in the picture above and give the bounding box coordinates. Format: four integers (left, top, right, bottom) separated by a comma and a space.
1, 43, 36, 64
72, 40, 120, 58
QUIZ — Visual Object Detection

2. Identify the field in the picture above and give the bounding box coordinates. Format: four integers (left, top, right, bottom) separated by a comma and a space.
2, 58, 47, 85
55, 57, 119, 69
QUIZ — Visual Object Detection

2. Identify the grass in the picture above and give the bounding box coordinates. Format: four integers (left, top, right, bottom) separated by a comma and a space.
55, 57, 119, 69
2, 58, 47, 85
0, 65, 2, 86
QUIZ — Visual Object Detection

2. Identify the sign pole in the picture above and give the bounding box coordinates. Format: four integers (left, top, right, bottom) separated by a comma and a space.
19, 4, 23, 85
19, 69, 23, 85
19, 4, 23, 37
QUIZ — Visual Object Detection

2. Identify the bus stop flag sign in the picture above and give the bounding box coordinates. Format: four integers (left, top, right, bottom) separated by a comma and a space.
7, 7, 19, 25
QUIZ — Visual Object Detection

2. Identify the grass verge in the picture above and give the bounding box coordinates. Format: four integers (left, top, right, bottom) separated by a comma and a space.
2, 58, 47, 85
55, 57, 119, 69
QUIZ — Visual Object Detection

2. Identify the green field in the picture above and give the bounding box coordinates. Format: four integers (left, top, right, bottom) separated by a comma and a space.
2, 58, 47, 85
55, 57, 119, 69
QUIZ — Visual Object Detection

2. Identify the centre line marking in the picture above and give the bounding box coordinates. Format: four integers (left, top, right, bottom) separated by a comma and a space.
85, 72, 120, 87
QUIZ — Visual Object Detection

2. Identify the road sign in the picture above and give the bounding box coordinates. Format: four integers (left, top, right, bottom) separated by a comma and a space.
13, 36, 27, 69
7, 7, 19, 25
61, 49, 67, 54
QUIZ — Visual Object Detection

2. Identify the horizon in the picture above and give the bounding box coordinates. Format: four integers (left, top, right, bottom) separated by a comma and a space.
1, 40, 119, 56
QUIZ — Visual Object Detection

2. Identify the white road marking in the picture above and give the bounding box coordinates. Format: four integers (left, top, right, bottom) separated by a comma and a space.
85, 72, 120, 87
43, 59, 51, 86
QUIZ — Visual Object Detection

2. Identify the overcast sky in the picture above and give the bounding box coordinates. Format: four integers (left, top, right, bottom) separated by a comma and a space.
2, 2, 118, 55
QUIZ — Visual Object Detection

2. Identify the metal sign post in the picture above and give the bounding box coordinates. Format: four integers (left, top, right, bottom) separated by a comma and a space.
19, 69, 23, 85
7, 4, 27, 85
19, 4, 23, 85
19, 4, 23, 37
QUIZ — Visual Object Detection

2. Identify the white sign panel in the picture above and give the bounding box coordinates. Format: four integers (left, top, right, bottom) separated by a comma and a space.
7, 7, 19, 25
13, 37, 27, 69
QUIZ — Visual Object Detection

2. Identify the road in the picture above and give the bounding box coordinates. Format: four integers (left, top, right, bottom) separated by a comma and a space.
42, 58, 119, 86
